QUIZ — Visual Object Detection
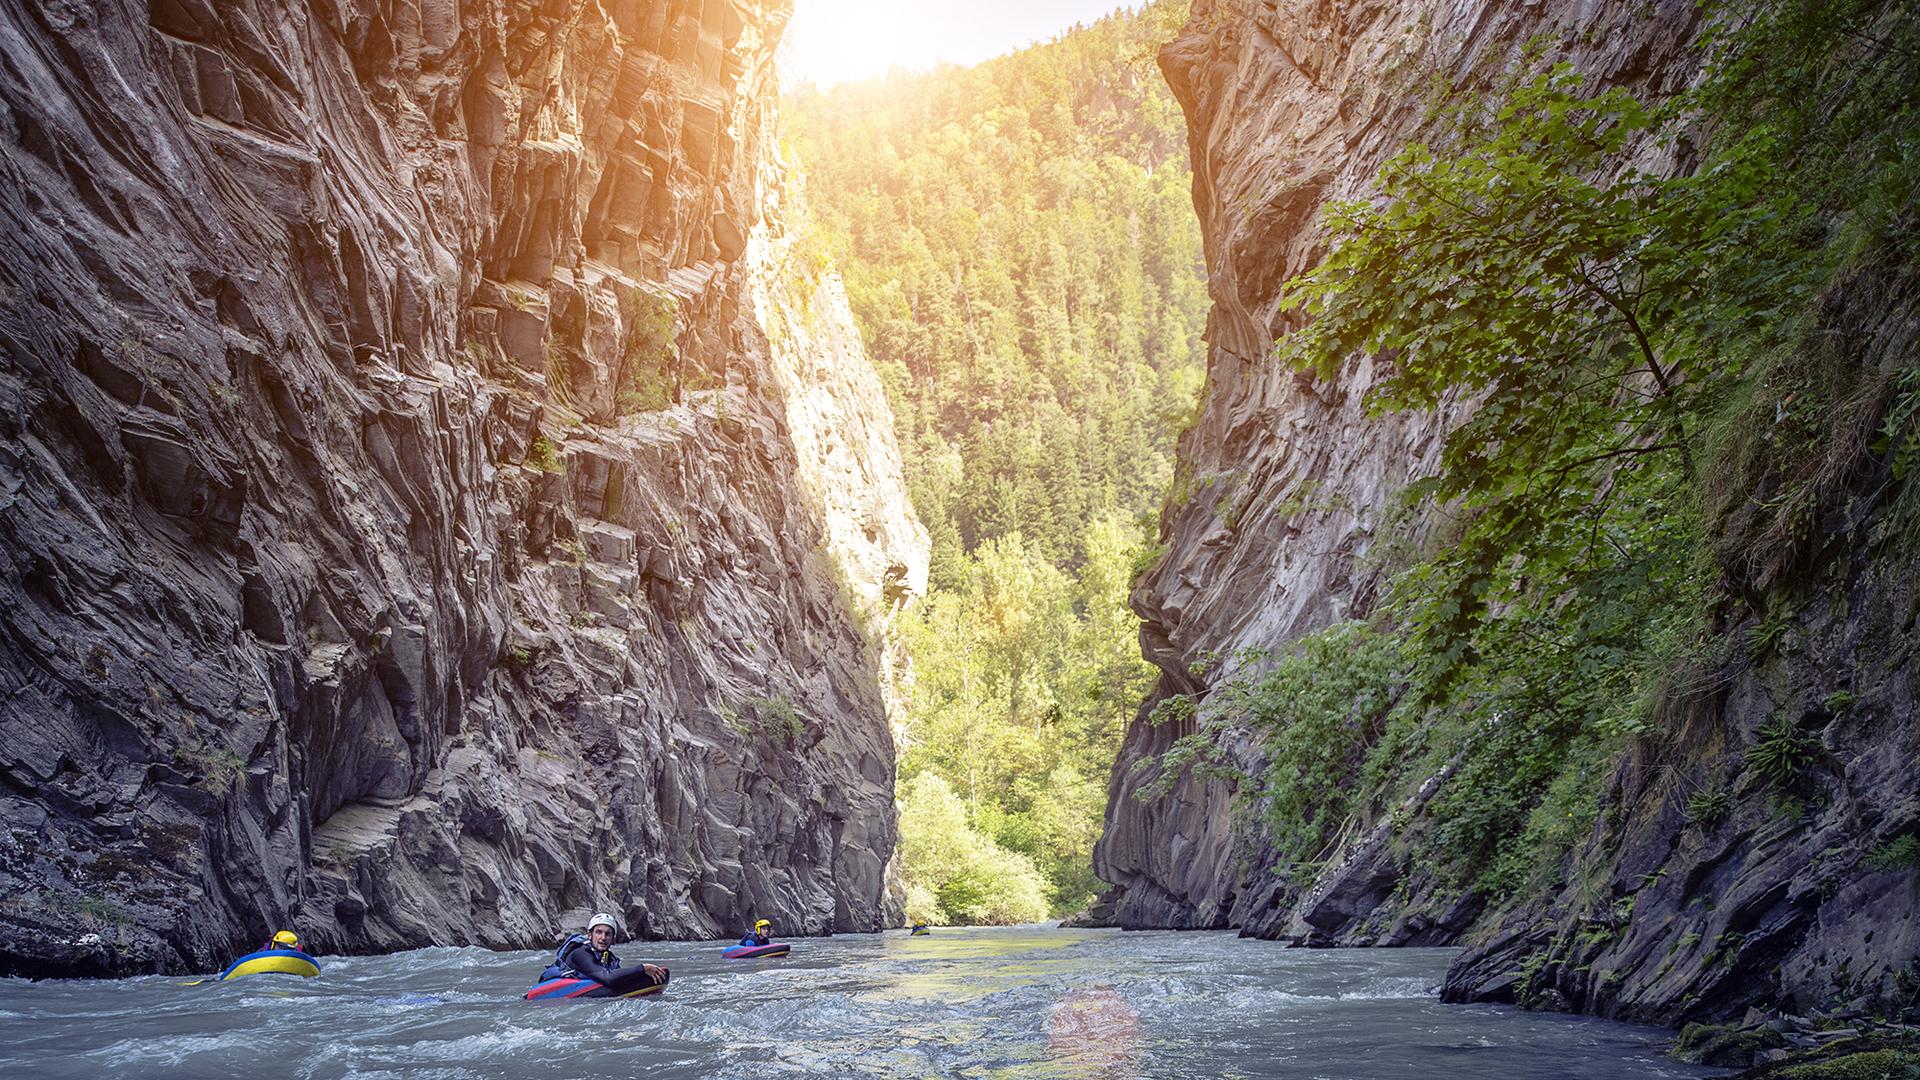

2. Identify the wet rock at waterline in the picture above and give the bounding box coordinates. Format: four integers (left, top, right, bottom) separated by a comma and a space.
0, 0, 925, 977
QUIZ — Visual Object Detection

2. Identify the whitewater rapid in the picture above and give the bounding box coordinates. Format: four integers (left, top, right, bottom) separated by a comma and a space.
0, 925, 1724, 1078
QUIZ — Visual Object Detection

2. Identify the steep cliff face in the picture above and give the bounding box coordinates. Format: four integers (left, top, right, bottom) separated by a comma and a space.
1096, 0, 1920, 1028
1092, 0, 1707, 936
0, 0, 926, 977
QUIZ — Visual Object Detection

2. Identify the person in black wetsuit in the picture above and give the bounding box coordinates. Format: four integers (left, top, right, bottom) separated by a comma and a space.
739, 919, 772, 947
547, 913, 666, 985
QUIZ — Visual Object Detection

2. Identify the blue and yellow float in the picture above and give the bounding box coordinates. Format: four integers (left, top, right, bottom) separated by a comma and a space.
212, 948, 321, 982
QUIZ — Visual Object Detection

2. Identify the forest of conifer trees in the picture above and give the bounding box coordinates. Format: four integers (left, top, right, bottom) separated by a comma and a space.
787, 1, 1202, 920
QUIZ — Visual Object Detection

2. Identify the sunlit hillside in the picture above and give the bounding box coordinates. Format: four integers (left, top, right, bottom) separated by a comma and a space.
786, 0, 1202, 921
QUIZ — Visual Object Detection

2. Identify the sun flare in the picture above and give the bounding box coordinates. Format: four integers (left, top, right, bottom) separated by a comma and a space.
783, 1, 916, 88
783, 0, 1134, 88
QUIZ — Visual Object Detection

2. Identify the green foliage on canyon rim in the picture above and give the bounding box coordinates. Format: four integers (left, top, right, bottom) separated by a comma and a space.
1143, 0, 1920, 902
789, 1, 1198, 920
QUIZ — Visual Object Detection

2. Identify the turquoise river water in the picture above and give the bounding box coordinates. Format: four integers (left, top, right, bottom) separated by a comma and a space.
0, 925, 1728, 1078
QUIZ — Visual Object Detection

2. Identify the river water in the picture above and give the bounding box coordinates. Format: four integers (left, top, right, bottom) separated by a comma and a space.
0, 926, 1724, 1079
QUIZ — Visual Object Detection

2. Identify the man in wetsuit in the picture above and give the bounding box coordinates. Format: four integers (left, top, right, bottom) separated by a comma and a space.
559, 913, 666, 985
739, 919, 772, 947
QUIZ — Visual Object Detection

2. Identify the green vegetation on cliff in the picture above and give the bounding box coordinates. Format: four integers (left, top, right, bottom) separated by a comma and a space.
789, 1, 1201, 921
1143, 0, 1920, 904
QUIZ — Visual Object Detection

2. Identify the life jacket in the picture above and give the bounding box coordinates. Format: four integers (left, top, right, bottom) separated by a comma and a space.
538, 933, 622, 981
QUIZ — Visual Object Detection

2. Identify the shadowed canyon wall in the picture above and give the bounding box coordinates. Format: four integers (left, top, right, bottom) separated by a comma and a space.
0, 0, 926, 977
1093, 0, 1919, 1026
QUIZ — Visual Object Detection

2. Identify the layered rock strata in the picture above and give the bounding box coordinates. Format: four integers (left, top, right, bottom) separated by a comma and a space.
1096, 0, 1920, 1024
0, 0, 925, 977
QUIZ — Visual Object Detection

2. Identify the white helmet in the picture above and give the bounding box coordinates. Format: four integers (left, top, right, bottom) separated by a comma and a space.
587, 912, 619, 933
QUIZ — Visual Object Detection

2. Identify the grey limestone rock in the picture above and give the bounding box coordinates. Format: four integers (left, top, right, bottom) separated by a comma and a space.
1093, 0, 1707, 943
1094, 0, 1920, 1026
0, 0, 925, 977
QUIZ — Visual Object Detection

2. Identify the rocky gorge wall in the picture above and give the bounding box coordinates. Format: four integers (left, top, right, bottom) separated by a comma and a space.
1092, 0, 1919, 1027
1092, 0, 1711, 938
0, 0, 926, 977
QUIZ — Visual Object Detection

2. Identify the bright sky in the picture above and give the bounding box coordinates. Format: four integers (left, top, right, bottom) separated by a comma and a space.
782, 0, 1137, 89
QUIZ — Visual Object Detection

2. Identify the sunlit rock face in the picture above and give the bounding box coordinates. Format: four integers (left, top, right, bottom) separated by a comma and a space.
0, 0, 924, 977
742, 148, 930, 730
1099, 0, 1920, 1027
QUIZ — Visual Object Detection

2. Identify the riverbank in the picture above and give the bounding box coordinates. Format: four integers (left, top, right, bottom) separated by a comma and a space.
1687, 1014, 1920, 1076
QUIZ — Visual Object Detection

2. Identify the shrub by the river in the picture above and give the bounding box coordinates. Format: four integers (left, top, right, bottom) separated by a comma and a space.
897, 773, 1051, 925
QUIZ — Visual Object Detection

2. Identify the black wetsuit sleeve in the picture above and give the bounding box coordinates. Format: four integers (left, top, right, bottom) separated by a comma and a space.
567, 944, 621, 984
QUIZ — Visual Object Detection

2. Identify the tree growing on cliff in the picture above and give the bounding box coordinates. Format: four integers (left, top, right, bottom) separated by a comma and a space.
1250, 64, 1759, 896
1273, 64, 1791, 701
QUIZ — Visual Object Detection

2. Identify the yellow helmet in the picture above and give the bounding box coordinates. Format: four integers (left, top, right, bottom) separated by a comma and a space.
272, 930, 299, 948
754, 919, 770, 931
